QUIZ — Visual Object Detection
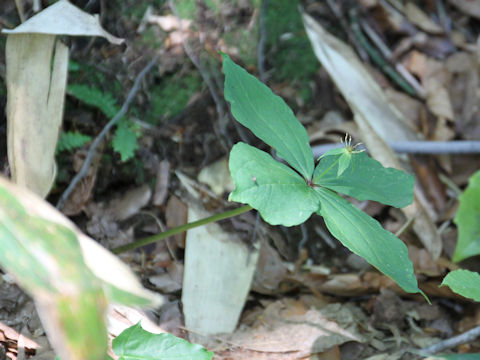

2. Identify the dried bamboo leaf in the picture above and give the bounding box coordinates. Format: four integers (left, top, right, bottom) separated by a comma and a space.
2, 0, 124, 44
6, 34, 68, 197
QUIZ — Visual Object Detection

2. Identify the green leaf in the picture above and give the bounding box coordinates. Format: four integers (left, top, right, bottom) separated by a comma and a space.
57, 131, 92, 153
337, 152, 352, 177
229, 142, 319, 226
68, 84, 119, 118
426, 354, 480, 359
453, 170, 480, 262
113, 323, 213, 360
441, 269, 480, 302
222, 54, 314, 180
314, 150, 414, 208
0, 186, 108, 360
113, 121, 139, 162
314, 187, 422, 295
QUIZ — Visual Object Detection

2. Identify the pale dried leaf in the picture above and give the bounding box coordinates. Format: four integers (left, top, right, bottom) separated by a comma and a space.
198, 157, 234, 196
405, 2, 443, 34
218, 300, 365, 358
182, 201, 259, 336
148, 14, 191, 32
425, 80, 454, 121
108, 184, 152, 221
6, 35, 68, 197
448, 0, 480, 19
302, 12, 419, 142
2, 0, 123, 44
153, 160, 170, 206
165, 195, 188, 248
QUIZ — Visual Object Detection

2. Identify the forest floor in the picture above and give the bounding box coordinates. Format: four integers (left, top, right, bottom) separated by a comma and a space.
1, 0, 480, 359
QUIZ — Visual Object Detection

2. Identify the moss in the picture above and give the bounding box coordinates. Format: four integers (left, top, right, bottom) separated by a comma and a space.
223, 26, 259, 67
265, 0, 318, 102
146, 72, 203, 124
139, 27, 166, 48
174, 0, 197, 19
124, 0, 165, 21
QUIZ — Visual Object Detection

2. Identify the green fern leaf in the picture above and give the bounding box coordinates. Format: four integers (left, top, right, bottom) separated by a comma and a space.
112, 122, 139, 162
68, 84, 119, 118
57, 131, 92, 153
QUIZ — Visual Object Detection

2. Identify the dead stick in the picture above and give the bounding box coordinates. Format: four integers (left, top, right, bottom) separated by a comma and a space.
312, 141, 480, 157
418, 324, 480, 355
56, 55, 159, 210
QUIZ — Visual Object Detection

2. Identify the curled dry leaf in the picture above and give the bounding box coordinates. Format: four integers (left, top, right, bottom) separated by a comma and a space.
108, 184, 152, 221
2, 0, 124, 43
2, 0, 123, 197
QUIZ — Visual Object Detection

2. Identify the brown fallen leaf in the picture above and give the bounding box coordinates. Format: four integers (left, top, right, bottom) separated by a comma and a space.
153, 160, 170, 206
165, 195, 188, 249
214, 300, 365, 359
448, 0, 480, 19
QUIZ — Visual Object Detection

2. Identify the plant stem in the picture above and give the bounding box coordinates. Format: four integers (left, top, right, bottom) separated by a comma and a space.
111, 205, 253, 254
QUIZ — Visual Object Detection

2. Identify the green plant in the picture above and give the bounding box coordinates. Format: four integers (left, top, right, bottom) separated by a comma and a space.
440, 170, 480, 302
115, 55, 424, 299
55, 322, 213, 360
0, 177, 162, 360
419, 171, 480, 358
113, 323, 213, 360
265, 0, 318, 103
222, 54, 422, 296
451, 170, 480, 262
57, 131, 92, 153
67, 84, 140, 162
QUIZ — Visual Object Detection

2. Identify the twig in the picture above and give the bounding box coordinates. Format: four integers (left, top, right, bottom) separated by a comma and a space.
359, 19, 426, 98
56, 55, 160, 210
168, 0, 232, 150
312, 141, 480, 157
349, 8, 417, 97
14, 0, 26, 23
257, 0, 269, 83
111, 205, 252, 254
418, 324, 480, 355
325, 0, 369, 62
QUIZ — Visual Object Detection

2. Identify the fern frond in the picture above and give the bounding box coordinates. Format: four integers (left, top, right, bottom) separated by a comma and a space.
68, 84, 119, 118
112, 121, 140, 162
57, 131, 92, 153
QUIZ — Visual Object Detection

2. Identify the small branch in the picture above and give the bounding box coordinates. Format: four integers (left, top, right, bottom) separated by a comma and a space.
325, 0, 369, 62
257, 0, 269, 83
312, 141, 480, 157
418, 324, 480, 355
168, 0, 233, 149
111, 205, 253, 254
359, 19, 426, 98
349, 8, 417, 97
56, 55, 160, 210
14, 0, 26, 22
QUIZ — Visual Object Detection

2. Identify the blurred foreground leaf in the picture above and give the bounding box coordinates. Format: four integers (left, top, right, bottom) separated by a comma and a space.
453, 170, 480, 262
441, 269, 480, 302
0, 177, 163, 360
113, 323, 213, 360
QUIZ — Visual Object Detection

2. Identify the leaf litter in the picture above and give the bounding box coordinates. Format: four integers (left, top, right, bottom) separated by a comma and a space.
1, 0, 480, 358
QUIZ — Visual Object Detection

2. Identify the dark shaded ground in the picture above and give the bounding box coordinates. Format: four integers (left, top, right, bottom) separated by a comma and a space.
1, 0, 480, 359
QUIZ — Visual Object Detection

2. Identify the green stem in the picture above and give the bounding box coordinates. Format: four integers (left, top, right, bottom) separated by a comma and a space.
111, 205, 253, 254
